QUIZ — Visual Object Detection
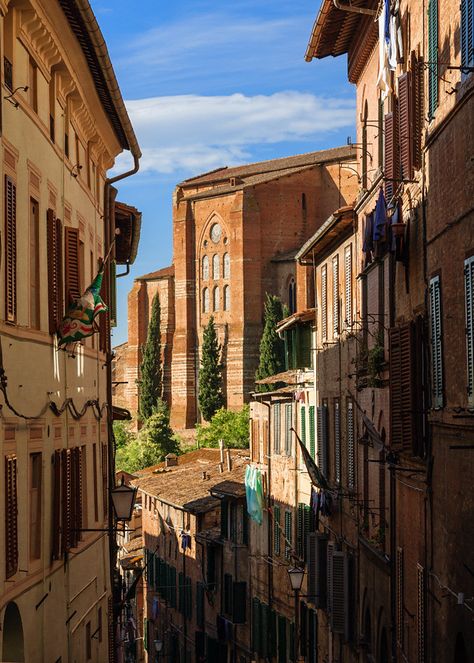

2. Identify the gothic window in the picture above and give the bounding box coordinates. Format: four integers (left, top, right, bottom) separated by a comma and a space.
202, 288, 209, 313
213, 254, 220, 280
202, 255, 209, 280
224, 285, 230, 311
223, 253, 230, 279
213, 286, 220, 312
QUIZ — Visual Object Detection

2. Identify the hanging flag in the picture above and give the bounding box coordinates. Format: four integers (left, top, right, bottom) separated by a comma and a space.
57, 270, 107, 347
292, 427, 329, 490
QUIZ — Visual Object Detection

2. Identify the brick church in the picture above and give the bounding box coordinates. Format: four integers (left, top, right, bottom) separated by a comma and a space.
113, 147, 358, 429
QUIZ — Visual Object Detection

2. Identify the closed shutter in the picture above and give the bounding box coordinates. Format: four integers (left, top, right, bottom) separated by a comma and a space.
428, 0, 439, 120
398, 72, 413, 181
224, 573, 233, 615
317, 405, 328, 477
301, 405, 306, 446
51, 450, 61, 560
429, 276, 443, 408
251, 597, 260, 652
297, 503, 309, 559
390, 323, 415, 449
185, 576, 192, 619
300, 602, 308, 658
5, 175, 17, 322
109, 260, 117, 327
274, 402, 281, 453
5, 455, 18, 578
169, 566, 177, 607
344, 245, 352, 327
232, 581, 247, 624
178, 572, 185, 614
396, 548, 404, 648
384, 110, 399, 200
273, 504, 281, 556
285, 403, 293, 455
332, 255, 339, 337
330, 551, 348, 635
327, 541, 335, 614
47, 210, 63, 334
321, 264, 328, 340
307, 533, 328, 608
259, 602, 269, 657
308, 608, 318, 663
269, 609, 277, 657
417, 565, 425, 663
309, 405, 316, 460
278, 615, 287, 663
461, 0, 474, 69
64, 226, 80, 304
411, 52, 424, 170
347, 400, 355, 488
221, 499, 228, 539
335, 399, 341, 484
143, 618, 149, 652
464, 257, 474, 405
196, 581, 205, 628
284, 510, 292, 560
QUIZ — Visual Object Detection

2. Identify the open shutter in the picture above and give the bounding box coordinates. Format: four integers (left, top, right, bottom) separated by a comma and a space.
309, 405, 316, 460
273, 504, 281, 556
285, 403, 293, 455
47, 210, 63, 334
344, 245, 352, 327
396, 548, 404, 648
51, 450, 61, 560
417, 565, 426, 663
429, 276, 443, 408
300, 405, 306, 447
428, 0, 439, 120
284, 510, 292, 560
411, 52, 424, 170
461, 0, 474, 69
321, 264, 328, 340
398, 73, 413, 181
273, 402, 281, 453
307, 532, 328, 608
5, 455, 18, 578
390, 323, 415, 449
347, 400, 355, 488
330, 551, 348, 636
465, 257, 474, 405
327, 541, 335, 614
5, 175, 17, 322
335, 399, 341, 484
317, 405, 328, 477
384, 109, 399, 199
332, 255, 339, 337
64, 227, 80, 305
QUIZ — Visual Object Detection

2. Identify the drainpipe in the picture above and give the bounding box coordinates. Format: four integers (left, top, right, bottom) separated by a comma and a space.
332, 0, 378, 16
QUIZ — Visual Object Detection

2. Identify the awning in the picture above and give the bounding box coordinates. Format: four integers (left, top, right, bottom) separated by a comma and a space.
296, 207, 355, 265
255, 370, 299, 386
276, 308, 315, 334
210, 480, 246, 500
112, 405, 132, 421
115, 201, 142, 265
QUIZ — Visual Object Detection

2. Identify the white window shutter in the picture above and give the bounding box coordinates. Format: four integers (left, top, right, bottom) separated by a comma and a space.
347, 400, 355, 489
321, 265, 328, 341
344, 245, 352, 327
333, 255, 339, 337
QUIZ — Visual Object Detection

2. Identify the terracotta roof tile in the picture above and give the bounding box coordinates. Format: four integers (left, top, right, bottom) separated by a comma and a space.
136, 265, 175, 281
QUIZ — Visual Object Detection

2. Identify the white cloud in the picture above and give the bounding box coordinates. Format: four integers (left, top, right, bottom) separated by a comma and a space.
119, 91, 355, 175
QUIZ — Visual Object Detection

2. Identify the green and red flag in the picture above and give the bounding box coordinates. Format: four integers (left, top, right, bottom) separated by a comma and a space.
58, 270, 107, 347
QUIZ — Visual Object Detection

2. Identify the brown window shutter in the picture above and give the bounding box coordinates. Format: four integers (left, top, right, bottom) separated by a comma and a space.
73, 446, 83, 542
384, 107, 399, 200
411, 52, 424, 171
417, 564, 425, 663
396, 547, 404, 648
64, 226, 80, 305
5, 175, 17, 322
99, 260, 110, 353
51, 450, 61, 560
398, 73, 412, 181
61, 448, 73, 552
47, 210, 63, 334
389, 323, 414, 451
5, 455, 18, 578
102, 442, 108, 517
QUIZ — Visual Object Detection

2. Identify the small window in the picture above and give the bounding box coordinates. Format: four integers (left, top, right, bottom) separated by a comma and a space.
223, 285, 230, 311
223, 252, 230, 279
213, 254, 220, 279
213, 285, 220, 311
202, 255, 209, 280
288, 277, 296, 314
202, 287, 209, 313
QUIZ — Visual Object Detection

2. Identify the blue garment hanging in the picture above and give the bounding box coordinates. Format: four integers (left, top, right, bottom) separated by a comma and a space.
373, 189, 387, 242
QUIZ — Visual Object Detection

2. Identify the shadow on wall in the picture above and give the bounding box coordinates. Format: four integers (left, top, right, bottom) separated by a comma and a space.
2, 602, 25, 662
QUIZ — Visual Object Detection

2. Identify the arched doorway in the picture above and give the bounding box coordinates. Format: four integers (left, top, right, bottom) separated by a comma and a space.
2, 602, 25, 662
454, 633, 468, 663
379, 627, 389, 663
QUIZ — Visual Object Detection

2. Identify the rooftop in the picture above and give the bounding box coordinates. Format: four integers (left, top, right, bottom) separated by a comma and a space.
132, 448, 249, 513
296, 206, 355, 264
136, 265, 175, 282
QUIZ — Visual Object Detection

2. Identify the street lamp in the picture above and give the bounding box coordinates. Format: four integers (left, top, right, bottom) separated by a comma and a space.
287, 566, 305, 662
154, 639, 163, 653
111, 477, 138, 522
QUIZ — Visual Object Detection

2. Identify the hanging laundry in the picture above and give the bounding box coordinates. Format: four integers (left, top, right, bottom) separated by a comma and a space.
180, 532, 192, 550
373, 189, 387, 242
363, 212, 374, 256
377, 0, 399, 99
245, 465, 264, 525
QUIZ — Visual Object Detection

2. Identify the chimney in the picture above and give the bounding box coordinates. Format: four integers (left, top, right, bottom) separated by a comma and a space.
165, 453, 178, 468
226, 449, 232, 472
219, 439, 225, 465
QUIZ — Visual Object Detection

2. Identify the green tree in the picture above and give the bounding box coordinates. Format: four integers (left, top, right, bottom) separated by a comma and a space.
196, 406, 250, 449
113, 421, 133, 449
198, 316, 224, 421
255, 293, 286, 391
139, 294, 162, 420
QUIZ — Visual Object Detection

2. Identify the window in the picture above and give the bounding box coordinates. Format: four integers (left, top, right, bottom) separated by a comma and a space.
223, 285, 230, 311
297, 503, 313, 560
347, 400, 355, 489
202, 255, 209, 280
273, 504, 281, 555
384, 110, 399, 200
213, 285, 220, 311
428, 0, 439, 120
285, 403, 293, 455
398, 73, 413, 180
321, 265, 327, 340
378, 96, 384, 169
284, 510, 292, 560
28, 56, 38, 113
30, 452, 42, 559
30, 198, 40, 329
334, 399, 341, 484
212, 254, 220, 279
464, 256, 474, 405
5, 175, 17, 323
429, 276, 443, 408
344, 245, 352, 328
202, 287, 209, 313
461, 0, 474, 70
223, 252, 230, 279
5, 454, 18, 578
47, 210, 63, 334
274, 403, 281, 453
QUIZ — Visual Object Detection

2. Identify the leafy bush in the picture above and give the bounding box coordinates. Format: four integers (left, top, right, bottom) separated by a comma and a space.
196, 406, 250, 449
113, 421, 133, 449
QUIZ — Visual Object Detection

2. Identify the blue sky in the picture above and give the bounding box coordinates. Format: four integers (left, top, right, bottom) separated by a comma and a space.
90, 0, 355, 345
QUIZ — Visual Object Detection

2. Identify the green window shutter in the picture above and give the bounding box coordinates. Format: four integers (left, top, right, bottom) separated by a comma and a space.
273, 505, 281, 556
301, 405, 306, 446
428, 0, 439, 119
309, 405, 315, 460
178, 572, 185, 614
143, 548, 148, 582
429, 276, 443, 408
284, 510, 292, 560
461, 0, 474, 69
185, 576, 192, 619
297, 325, 312, 368
110, 260, 117, 327
303, 505, 313, 562
169, 566, 177, 608
143, 618, 149, 651
196, 581, 205, 628
232, 581, 247, 624
285, 403, 293, 455
297, 503, 305, 559
278, 615, 287, 663
269, 609, 277, 657
274, 403, 281, 453
317, 405, 329, 477
465, 256, 474, 404
220, 499, 229, 539
251, 597, 260, 653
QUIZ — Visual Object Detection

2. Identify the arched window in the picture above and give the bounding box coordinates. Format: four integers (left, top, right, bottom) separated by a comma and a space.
202, 288, 209, 313
212, 254, 220, 280
202, 255, 209, 280
224, 285, 230, 311
223, 253, 230, 279
288, 277, 296, 314
213, 286, 220, 311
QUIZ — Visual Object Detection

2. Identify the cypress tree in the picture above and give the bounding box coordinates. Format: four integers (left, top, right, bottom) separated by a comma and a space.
198, 316, 224, 421
255, 293, 286, 392
139, 294, 162, 420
